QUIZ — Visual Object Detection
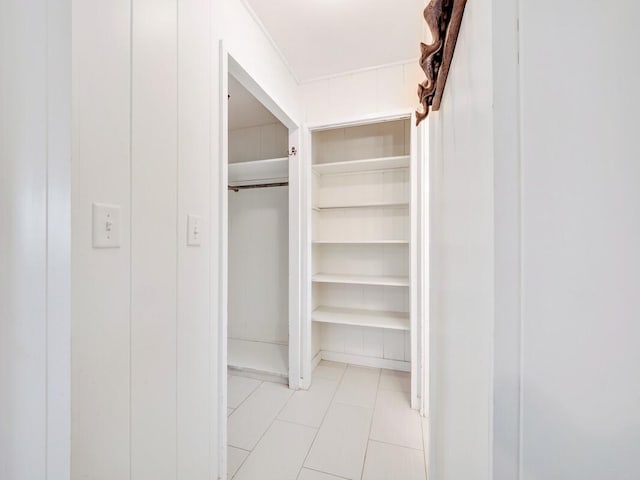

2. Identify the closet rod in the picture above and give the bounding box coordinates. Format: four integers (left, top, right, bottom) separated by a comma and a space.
228, 181, 289, 192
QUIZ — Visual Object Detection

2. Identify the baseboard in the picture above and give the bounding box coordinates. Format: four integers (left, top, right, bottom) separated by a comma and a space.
311, 351, 322, 371
227, 365, 289, 385
320, 351, 410, 372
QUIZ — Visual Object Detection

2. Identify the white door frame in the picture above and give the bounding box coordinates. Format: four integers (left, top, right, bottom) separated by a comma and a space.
300, 110, 429, 412
216, 40, 302, 479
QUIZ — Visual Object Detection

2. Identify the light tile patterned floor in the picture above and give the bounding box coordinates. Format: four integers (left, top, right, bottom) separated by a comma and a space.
227, 361, 428, 480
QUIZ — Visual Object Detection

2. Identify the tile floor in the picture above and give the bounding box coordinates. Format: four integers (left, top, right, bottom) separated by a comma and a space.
227, 361, 428, 480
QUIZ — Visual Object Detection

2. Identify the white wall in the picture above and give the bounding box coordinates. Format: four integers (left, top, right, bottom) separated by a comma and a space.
428, 0, 494, 478
302, 60, 422, 125
519, 1, 640, 478
430, 0, 640, 479
229, 122, 289, 163
223, 0, 302, 125
71, 0, 217, 478
0, 0, 71, 479
228, 187, 289, 344
71, 0, 300, 478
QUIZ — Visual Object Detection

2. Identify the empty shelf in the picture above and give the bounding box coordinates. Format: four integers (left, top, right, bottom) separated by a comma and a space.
312, 273, 409, 287
312, 155, 410, 175
313, 240, 409, 245
312, 306, 410, 331
314, 201, 409, 210
228, 157, 288, 186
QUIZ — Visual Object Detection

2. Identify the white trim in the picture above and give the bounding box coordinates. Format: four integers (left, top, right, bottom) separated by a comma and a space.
288, 127, 302, 390
216, 41, 229, 480
320, 351, 410, 372
228, 57, 297, 131
306, 109, 414, 132
311, 351, 322, 372
238, 0, 301, 85
299, 57, 420, 85
409, 112, 419, 410
417, 117, 430, 417
300, 125, 313, 390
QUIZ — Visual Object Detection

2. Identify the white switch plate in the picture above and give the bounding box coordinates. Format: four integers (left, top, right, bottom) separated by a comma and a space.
187, 214, 202, 246
92, 203, 121, 248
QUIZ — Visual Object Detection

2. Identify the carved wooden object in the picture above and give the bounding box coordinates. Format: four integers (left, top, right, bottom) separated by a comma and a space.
416, 0, 467, 125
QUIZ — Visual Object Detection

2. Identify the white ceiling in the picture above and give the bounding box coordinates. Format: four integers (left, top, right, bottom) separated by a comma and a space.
246, 0, 425, 82
228, 75, 281, 130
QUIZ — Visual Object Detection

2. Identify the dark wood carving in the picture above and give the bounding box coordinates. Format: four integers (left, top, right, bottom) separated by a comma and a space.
416, 0, 467, 126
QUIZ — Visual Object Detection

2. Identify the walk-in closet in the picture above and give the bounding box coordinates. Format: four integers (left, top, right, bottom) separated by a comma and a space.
227, 74, 290, 382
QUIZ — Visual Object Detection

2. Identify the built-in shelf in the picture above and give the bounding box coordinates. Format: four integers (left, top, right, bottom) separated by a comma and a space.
312, 240, 409, 245
313, 201, 409, 211
228, 157, 288, 186
312, 306, 410, 331
312, 273, 409, 287
312, 155, 410, 175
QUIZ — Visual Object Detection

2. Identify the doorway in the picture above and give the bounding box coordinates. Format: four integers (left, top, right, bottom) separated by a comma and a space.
217, 48, 302, 479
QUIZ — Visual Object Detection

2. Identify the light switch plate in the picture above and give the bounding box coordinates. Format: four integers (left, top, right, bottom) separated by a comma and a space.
187, 214, 202, 246
92, 203, 121, 248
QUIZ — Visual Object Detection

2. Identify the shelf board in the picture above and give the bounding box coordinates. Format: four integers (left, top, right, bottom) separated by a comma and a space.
312, 155, 410, 175
312, 306, 410, 331
312, 240, 409, 245
312, 273, 409, 287
313, 201, 409, 211
228, 157, 288, 186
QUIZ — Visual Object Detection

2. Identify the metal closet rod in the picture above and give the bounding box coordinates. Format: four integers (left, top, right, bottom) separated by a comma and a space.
228, 182, 289, 192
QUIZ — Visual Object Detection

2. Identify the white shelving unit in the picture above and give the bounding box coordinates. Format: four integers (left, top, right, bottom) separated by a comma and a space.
310, 118, 412, 375
312, 155, 409, 175
312, 273, 409, 287
312, 306, 410, 331
228, 157, 288, 186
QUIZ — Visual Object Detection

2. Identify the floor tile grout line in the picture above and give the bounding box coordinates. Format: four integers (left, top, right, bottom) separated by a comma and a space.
227, 379, 264, 479
227, 376, 263, 412
229, 383, 294, 478
421, 415, 429, 480
297, 362, 348, 480
360, 368, 382, 480
302, 465, 351, 480
367, 437, 426, 453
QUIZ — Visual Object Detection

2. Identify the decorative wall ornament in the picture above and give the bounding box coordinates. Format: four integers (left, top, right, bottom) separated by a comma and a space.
416, 0, 467, 125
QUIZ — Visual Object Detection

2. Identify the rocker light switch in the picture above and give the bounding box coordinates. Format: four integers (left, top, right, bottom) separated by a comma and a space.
187, 214, 202, 246
92, 203, 121, 248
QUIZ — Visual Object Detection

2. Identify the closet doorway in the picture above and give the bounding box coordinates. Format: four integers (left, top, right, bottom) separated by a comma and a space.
218, 50, 303, 474
226, 73, 290, 380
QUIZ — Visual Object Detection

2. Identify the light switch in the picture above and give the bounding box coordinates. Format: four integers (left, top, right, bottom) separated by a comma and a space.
92, 203, 121, 248
187, 214, 202, 246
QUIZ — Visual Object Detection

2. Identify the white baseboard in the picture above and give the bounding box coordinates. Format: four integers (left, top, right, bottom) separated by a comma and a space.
227, 366, 288, 385
311, 351, 322, 371
320, 351, 410, 372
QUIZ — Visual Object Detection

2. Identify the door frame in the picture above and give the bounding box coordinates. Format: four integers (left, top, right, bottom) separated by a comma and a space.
216, 40, 302, 479
300, 111, 429, 412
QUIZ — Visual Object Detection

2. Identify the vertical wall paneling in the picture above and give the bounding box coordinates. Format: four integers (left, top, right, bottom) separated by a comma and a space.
71, 0, 132, 476
1, 0, 71, 477
217, 42, 229, 480
177, 0, 212, 478
47, 0, 72, 476
130, 0, 178, 478
0, 1, 48, 478
428, 0, 495, 477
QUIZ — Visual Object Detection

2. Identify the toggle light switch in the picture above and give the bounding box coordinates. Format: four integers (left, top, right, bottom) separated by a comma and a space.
92, 203, 121, 248
187, 214, 202, 246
